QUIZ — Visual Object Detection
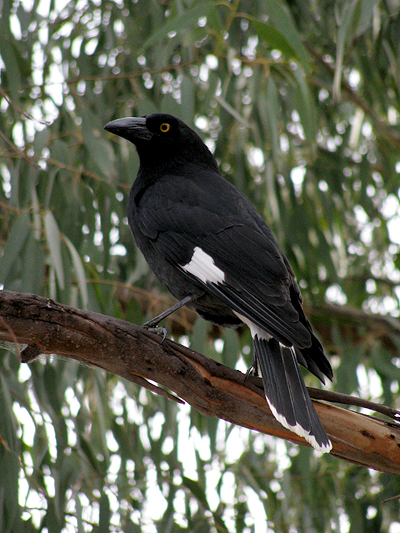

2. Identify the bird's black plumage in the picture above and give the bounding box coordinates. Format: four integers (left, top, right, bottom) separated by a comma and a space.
104, 113, 333, 452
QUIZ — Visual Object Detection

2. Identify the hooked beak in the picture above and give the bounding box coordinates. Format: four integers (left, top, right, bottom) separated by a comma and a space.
104, 117, 153, 142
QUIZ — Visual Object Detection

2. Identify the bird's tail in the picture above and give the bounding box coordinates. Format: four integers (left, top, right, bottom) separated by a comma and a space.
253, 335, 332, 452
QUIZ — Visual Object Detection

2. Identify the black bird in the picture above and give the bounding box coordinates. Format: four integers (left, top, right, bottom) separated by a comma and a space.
104, 113, 333, 452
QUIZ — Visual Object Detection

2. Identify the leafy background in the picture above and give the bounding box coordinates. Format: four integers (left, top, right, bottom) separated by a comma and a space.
1, 0, 400, 531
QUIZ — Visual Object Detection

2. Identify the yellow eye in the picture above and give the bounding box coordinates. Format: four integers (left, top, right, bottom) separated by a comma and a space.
160, 123, 170, 133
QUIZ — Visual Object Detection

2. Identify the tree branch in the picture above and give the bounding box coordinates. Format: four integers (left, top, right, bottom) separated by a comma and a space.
1, 290, 400, 475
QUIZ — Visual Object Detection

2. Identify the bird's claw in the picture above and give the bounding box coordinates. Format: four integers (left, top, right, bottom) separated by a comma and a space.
142, 323, 168, 344
244, 358, 259, 381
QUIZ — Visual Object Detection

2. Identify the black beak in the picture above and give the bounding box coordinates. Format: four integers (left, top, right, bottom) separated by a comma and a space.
104, 117, 153, 142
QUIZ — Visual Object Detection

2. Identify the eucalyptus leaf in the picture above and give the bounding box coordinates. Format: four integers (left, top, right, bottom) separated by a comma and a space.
252, 0, 310, 69
333, 0, 360, 99
44, 210, 65, 291
63, 235, 89, 309
0, 211, 30, 286
99, 492, 111, 533
142, 2, 223, 49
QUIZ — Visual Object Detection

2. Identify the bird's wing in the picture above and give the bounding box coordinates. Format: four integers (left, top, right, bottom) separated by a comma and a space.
183, 225, 312, 348
134, 172, 311, 347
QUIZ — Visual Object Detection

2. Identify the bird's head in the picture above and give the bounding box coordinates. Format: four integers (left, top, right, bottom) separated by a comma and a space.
104, 113, 218, 172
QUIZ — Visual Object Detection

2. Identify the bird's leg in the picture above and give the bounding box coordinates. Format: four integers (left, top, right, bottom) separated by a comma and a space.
143, 294, 196, 327
142, 294, 197, 343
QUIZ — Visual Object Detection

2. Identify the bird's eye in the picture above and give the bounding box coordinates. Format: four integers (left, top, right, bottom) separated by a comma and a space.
160, 123, 170, 133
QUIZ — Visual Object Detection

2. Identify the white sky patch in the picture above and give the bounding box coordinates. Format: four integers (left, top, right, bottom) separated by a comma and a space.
10, 13, 21, 38
225, 425, 247, 462
388, 106, 399, 126
177, 402, 197, 479
65, 386, 80, 417
382, 194, 400, 218
149, 411, 165, 441
290, 165, 306, 194
381, 193, 400, 244
214, 338, 224, 353
357, 365, 383, 400
13, 404, 35, 445
144, 464, 168, 521
12, 122, 25, 148
199, 63, 209, 82
243, 486, 267, 533
205, 54, 218, 69
110, 244, 127, 256
326, 284, 348, 305
195, 115, 208, 130
280, 133, 289, 152
348, 69, 361, 89
18, 363, 32, 382
387, 216, 400, 244
105, 430, 119, 453
20, 475, 47, 527
248, 146, 264, 168
182, 246, 225, 284
205, 138, 215, 152
36, 0, 51, 16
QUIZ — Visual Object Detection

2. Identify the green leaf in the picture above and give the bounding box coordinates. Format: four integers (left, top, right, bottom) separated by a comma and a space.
182, 476, 210, 511
333, 0, 360, 99
252, 20, 302, 66
222, 328, 240, 369
30, 182, 42, 241
0, 211, 30, 285
33, 128, 50, 157
63, 235, 89, 309
0, 374, 20, 453
21, 233, 45, 293
292, 66, 318, 142
355, 0, 376, 37
99, 492, 111, 533
265, 77, 280, 156
78, 434, 105, 476
190, 317, 209, 356
0, 449, 20, 532
251, 1, 310, 70
49, 139, 71, 166
82, 109, 115, 177
142, 2, 223, 49
179, 76, 195, 125
183, 476, 228, 532
0, 41, 22, 105
44, 210, 65, 291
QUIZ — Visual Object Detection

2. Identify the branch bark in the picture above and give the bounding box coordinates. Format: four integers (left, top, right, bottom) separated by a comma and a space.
0, 290, 399, 475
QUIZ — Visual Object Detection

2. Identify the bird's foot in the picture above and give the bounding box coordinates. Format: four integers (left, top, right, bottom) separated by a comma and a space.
142, 321, 168, 344
244, 358, 259, 381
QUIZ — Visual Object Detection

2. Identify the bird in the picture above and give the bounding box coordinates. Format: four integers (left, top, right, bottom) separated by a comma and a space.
104, 113, 333, 452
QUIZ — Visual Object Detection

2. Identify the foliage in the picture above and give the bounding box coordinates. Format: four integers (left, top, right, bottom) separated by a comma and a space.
1, 0, 400, 531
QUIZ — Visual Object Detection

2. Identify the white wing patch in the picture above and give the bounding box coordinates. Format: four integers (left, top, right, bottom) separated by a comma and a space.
182, 246, 225, 285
